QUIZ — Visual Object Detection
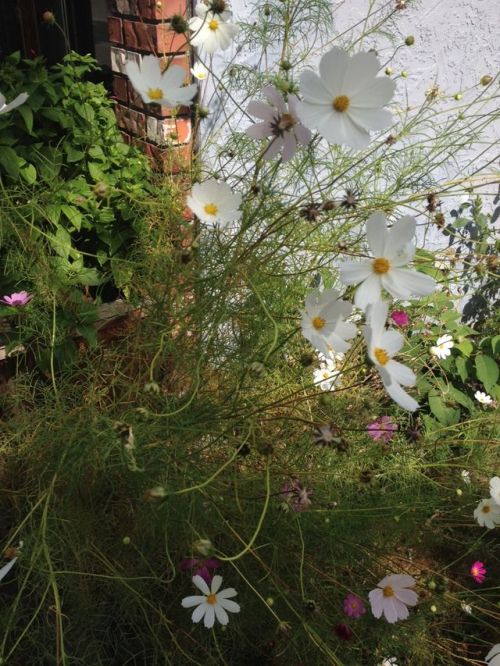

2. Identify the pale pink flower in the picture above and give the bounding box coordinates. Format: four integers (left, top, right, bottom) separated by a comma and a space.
343, 593, 366, 618
281, 478, 313, 512
367, 416, 397, 443
1, 291, 33, 307
246, 85, 312, 161
369, 574, 418, 623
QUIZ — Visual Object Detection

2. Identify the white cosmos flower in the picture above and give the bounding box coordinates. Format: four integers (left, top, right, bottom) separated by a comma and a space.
189, 4, 239, 55
0, 91, 29, 115
296, 47, 395, 149
364, 301, 419, 412
486, 644, 500, 666
187, 179, 242, 229
473, 498, 500, 529
301, 288, 357, 358
313, 358, 340, 391
181, 574, 240, 628
380, 659, 398, 666
489, 476, 500, 506
430, 334, 454, 359
125, 55, 197, 106
475, 390, 493, 405
339, 212, 436, 311
191, 62, 209, 80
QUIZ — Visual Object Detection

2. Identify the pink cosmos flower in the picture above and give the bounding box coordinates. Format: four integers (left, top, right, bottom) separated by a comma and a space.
1, 291, 32, 307
180, 557, 220, 584
343, 593, 366, 618
369, 574, 418, 623
281, 477, 313, 512
390, 310, 409, 327
470, 561, 486, 584
367, 416, 397, 443
245, 85, 312, 162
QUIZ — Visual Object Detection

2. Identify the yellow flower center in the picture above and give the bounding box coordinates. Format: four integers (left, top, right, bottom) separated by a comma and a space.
482, 505, 491, 513
323, 371, 330, 379
472, 567, 479, 575
383, 585, 394, 598
206, 593, 217, 605
209, 19, 219, 31
333, 95, 350, 112
373, 257, 391, 274
204, 203, 218, 216
374, 347, 390, 366
312, 316, 326, 330
147, 87, 163, 101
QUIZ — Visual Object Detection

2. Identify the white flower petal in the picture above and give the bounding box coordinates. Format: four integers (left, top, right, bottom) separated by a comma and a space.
203, 604, 215, 628
383, 377, 419, 411
379, 329, 404, 356
349, 106, 393, 131
218, 598, 240, 613
386, 359, 416, 387
384, 216, 416, 259
192, 574, 211, 595
299, 69, 335, 104
352, 77, 396, 108
191, 602, 207, 623
211, 575, 223, 594
319, 47, 350, 94
247, 100, 274, 121
343, 51, 381, 95
182, 595, 206, 608
366, 211, 388, 256
214, 604, 229, 625
339, 260, 372, 285
354, 273, 382, 310
389, 268, 436, 298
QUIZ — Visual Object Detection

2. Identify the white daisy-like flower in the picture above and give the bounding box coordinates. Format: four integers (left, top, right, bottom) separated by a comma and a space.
313, 358, 340, 391
461, 470, 471, 485
0, 91, 29, 115
245, 85, 312, 161
338, 212, 436, 311
191, 62, 209, 81
473, 498, 500, 529
489, 476, 500, 506
126, 55, 197, 107
430, 334, 454, 360
188, 4, 239, 55
181, 574, 240, 628
186, 179, 242, 229
475, 390, 493, 405
364, 301, 419, 412
296, 47, 395, 149
486, 644, 500, 666
380, 658, 398, 666
301, 288, 357, 358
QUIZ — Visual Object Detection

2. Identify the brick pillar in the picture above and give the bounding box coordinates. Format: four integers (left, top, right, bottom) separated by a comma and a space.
107, 0, 194, 174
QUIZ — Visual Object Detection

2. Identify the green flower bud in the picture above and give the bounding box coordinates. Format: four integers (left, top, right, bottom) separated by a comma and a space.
385, 67, 393, 76
405, 36, 415, 46
480, 74, 493, 86
170, 14, 188, 33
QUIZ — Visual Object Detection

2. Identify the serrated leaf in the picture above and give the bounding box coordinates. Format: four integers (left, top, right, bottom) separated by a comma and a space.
475, 354, 499, 393
75, 102, 95, 123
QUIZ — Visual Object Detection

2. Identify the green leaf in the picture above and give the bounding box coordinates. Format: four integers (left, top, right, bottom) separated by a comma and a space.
88, 161, 104, 181
75, 102, 95, 123
0, 145, 20, 179
20, 162, 37, 184
17, 104, 33, 133
65, 144, 85, 163
491, 335, 500, 356
428, 394, 461, 426
61, 204, 83, 231
455, 356, 468, 382
455, 339, 473, 357
475, 354, 499, 393
448, 386, 474, 412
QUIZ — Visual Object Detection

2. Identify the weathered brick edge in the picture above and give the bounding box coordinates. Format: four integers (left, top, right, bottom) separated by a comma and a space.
107, 0, 194, 174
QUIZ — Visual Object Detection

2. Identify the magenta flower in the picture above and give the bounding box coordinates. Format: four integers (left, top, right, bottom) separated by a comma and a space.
281, 477, 313, 512
343, 593, 366, 619
1, 291, 32, 307
367, 416, 397, 443
245, 85, 312, 162
369, 574, 418, 623
470, 561, 486, 584
180, 557, 220, 584
334, 622, 353, 640
390, 310, 409, 327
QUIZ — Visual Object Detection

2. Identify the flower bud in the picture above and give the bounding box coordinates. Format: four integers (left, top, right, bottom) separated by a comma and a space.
93, 182, 109, 198
170, 14, 188, 33
454, 92, 462, 100
280, 60, 292, 71
385, 67, 393, 76
193, 539, 213, 556
42, 10, 55, 23
405, 36, 415, 46
480, 75, 493, 86
401, 70, 409, 78
122, 536, 131, 545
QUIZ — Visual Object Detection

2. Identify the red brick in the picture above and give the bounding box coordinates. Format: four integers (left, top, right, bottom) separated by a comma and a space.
115, 104, 146, 137
122, 18, 188, 53
113, 0, 189, 19
112, 74, 129, 103
107, 17, 123, 44
146, 115, 192, 144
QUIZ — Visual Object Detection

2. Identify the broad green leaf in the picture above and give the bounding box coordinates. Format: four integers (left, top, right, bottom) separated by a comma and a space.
0, 145, 20, 179
65, 144, 85, 163
475, 354, 499, 393
448, 386, 474, 412
456, 339, 473, 357
17, 104, 33, 133
491, 335, 500, 356
20, 162, 37, 184
61, 204, 83, 231
75, 102, 95, 123
455, 356, 468, 382
428, 394, 461, 426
